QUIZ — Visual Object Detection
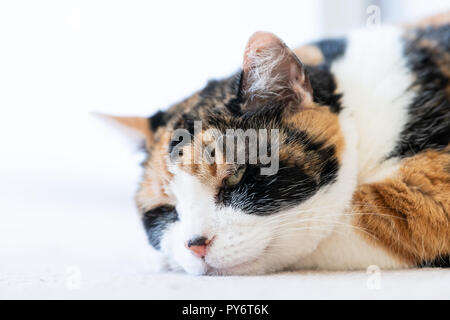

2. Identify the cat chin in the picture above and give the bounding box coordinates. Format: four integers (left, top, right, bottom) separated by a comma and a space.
158, 232, 273, 275
146, 247, 207, 275
174, 253, 272, 276
163, 242, 271, 276
162, 237, 314, 276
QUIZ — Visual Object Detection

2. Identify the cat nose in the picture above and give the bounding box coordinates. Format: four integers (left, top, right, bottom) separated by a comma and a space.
185, 236, 212, 259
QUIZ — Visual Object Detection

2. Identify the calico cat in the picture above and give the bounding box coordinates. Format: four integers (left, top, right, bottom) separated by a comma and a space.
102, 13, 450, 275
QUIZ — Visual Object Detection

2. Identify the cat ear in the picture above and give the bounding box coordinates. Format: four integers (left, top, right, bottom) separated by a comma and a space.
241, 32, 313, 112
94, 113, 153, 148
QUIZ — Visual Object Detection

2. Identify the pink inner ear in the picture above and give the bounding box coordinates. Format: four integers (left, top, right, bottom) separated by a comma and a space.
241, 31, 312, 110
243, 32, 287, 73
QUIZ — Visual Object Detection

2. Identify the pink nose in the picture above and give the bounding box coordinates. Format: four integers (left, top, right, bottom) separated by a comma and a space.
185, 236, 211, 259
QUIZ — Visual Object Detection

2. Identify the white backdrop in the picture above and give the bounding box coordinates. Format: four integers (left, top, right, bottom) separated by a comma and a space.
0, 0, 324, 219
0, 0, 448, 298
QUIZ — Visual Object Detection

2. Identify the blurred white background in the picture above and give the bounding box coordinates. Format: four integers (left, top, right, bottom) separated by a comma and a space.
0, 0, 449, 298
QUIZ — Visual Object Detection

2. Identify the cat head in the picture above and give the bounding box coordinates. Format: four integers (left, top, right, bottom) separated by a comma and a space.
104, 32, 357, 275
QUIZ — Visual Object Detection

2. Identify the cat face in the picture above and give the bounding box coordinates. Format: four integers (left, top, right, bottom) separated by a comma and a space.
106, 32, 357, 275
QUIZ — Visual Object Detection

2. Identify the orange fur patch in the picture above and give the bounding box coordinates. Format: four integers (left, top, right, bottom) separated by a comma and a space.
294, 45, 325, 66
285, 106, 345, 162
136, 129, 174, 212
176, 129, 237, 192
353, 148, 450, 265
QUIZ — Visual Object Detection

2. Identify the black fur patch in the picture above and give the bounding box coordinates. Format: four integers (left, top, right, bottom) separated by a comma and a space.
391, 25, 450, 158
167, 73, 244, 155
304, 38, 347, 114
149, 111, 168, 132
142, 205, 178, 250
419, 255, 450, 268
217, 163, 316, 216
306, 65, 343, 113
315, 38, 347, 63
216, 127, 339, 216
168, 113, 197, 155
224, 72, 244, 116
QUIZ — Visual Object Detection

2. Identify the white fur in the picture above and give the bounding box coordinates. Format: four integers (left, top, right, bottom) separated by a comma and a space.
295, 26, 415, 270
332, 26, 415, 185
165, 167, 274, 275
295, 106, 407, 270
299, 216, 411, 270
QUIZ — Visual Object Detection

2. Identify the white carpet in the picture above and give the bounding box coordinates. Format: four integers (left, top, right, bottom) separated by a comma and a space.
1, 184, 449, 300
2, 265, 449, 300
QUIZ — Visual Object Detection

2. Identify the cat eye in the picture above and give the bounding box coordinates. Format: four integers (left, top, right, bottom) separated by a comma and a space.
225, 167, 246, 187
